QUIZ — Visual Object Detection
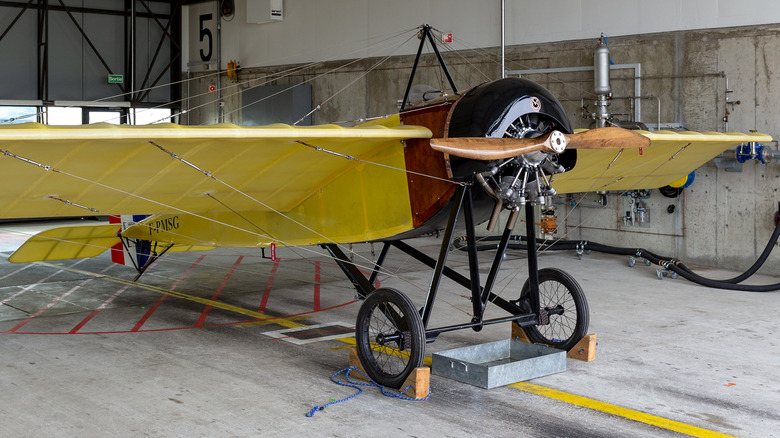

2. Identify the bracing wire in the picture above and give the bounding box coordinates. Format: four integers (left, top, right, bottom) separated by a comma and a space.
188, 29, 421, 125
0, 22, 679, 300
0, 134, 442, 293
442, 32, 601, 100
1, 26, 420, 126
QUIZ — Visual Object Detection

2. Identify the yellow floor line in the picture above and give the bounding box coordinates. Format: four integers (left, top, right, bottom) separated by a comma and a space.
335, 338, 734, 437
38, 261, 306, 329
236, 316, 309, 328
334, 337, 433, 366
51, 260, 730, 437
510, 382, 738, 438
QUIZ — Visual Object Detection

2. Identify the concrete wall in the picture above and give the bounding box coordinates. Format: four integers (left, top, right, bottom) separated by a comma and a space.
184, 0, 780, 69
182, 17, 780, 275
511, 26, 780, 277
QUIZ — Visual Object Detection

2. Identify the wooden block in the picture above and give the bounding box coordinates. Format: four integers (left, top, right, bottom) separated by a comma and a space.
511, 323, 531, 342
348, 347, 370, 381
566, 333, 597, 362
511, 324, 597, 362
401, 367, 430, 399
349, 347, 430, 398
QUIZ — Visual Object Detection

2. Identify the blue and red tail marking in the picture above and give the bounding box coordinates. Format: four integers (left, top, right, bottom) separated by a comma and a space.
109, 215, 151, 268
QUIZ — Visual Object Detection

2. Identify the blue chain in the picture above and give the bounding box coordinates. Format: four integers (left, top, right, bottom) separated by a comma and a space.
306, 366, 431, 417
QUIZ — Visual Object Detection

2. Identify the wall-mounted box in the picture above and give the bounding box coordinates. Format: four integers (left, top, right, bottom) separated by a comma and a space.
247, 0, 283, 24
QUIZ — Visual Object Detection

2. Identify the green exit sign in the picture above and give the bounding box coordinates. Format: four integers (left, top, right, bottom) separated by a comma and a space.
108, 74, 124, 84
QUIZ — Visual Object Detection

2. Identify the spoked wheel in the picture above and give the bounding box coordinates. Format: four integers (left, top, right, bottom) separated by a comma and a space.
516, 268, 589, 351
355, 288, 425, 388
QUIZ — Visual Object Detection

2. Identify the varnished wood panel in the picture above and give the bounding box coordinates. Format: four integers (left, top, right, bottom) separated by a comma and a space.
400, 102, 459, 228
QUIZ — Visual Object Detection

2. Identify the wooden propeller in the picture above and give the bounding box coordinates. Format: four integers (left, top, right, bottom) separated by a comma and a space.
430, 127, 650, 160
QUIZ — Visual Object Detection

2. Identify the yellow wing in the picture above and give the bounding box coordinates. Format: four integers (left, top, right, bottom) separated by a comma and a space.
551, 130, 772, 193
0, 118, 429, 218
1, 117, 434, 259
7, 223, 216, 263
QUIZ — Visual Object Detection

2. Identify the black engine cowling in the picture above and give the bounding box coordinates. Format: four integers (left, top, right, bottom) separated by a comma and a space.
447, 77, 576, 180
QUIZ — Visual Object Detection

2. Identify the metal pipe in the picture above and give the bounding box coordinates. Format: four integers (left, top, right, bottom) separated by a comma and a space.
0, 99, 44, 106
613, 95, 661, 130
400, 26, 428, 111
506, 63, 640, 76
425, 313, 538, 338
216, 0, 222, 123
507, 63, 642, 122
478, 215, 515, 318
463, 189, 484, 320
186, 70, 190, 124
421, 186, 466, 328
576, 226, 684, 238
368, 242, 391, 287
501, 0, 505, 79
634, 63, 642, 123
424, 27, 457, 93
37, 0, 48, 107
524, 204, 540, 319
724, 73, 731, 132
54, 100, 130, 107
131, 0, 135, 103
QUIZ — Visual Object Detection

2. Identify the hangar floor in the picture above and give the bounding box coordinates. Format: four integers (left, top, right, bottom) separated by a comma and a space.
1, 221, 778, 437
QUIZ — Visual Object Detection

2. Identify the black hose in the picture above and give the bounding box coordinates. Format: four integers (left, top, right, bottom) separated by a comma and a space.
455, 220, 780, 292
678, 217, 780, 284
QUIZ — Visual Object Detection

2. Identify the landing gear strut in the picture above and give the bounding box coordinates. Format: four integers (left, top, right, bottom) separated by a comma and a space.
331, 185, 589, 387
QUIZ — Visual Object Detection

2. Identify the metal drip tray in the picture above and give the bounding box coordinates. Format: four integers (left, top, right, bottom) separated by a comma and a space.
432, 339, 566, 389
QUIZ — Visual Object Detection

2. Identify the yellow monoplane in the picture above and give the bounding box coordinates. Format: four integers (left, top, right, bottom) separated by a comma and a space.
1, 30, 769, 386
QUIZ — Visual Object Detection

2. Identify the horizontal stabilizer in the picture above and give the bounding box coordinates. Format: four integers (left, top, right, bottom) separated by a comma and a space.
8, 223, 218, 264
8, 224, 121, 263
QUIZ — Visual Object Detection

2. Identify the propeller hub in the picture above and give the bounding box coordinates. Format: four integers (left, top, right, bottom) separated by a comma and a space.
549, 131, 567, 153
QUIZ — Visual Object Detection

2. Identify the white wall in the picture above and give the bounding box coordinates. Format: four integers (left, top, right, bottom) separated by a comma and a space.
508, 0, 780, 45
183, 0, 780, 69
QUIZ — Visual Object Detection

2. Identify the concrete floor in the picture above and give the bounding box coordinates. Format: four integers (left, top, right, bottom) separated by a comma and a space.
1, 222, 779, 437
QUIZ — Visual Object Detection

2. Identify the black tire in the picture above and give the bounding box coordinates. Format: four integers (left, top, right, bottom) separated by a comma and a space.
518, 268, 589, 351
355, 288, 425, 388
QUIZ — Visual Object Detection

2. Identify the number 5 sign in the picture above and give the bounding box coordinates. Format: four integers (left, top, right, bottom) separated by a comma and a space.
188, 2, 218, 70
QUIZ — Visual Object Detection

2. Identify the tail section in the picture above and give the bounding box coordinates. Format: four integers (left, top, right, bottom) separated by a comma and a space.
109, 214, 152, 268
8, 223, 121, 263
8, 214, 215, 265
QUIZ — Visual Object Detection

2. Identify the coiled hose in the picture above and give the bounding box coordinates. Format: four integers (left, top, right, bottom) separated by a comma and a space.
454, 218, 780, 292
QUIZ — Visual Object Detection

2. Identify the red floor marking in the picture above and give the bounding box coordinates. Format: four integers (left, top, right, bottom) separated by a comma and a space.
313, 261, 321, 312
8, 263, 113, 333
4, 256, 367, 335
194, 256, 243, 327
11, 299, 360, 335
131, 254, 206, 332
69, 284, 131, 334
258, 260, 280, 313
